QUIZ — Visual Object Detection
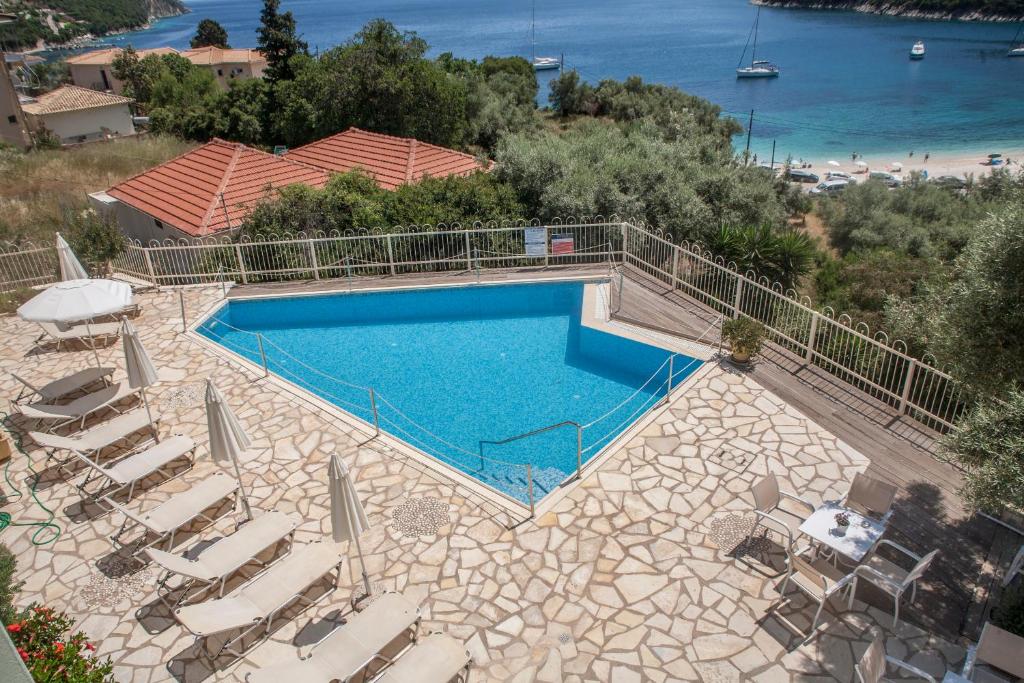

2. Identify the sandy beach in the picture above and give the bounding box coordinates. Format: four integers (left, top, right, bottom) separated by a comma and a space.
801, 148, 1024, 181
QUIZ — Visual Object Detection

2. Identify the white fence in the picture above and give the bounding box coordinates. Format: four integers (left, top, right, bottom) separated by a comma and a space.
1, 218, 965, 432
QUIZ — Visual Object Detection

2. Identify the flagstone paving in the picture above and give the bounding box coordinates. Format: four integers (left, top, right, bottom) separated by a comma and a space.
0, 285, 967, 682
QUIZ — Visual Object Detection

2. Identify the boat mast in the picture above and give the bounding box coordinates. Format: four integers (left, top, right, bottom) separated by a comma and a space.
531, 0, 536, 63
751, 7, 760, 66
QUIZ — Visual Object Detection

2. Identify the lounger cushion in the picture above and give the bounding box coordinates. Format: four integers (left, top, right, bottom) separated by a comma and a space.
175, 542, 343, 637
101, 435, 195, 485
30, 408, 154, 453
145, 510, 298, 583
19, 383, 138, 421
22, 367, 114, 401
376, 633, 471, 683
142, 473, 238, 533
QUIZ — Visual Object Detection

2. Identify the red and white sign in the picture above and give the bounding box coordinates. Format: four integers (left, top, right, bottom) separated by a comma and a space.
551, 234, 575, 255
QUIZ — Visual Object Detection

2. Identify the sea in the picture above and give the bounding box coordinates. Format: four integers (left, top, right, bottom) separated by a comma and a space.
86, 0, 1024, 161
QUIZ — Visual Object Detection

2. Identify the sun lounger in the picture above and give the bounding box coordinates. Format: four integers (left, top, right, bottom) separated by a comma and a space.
12, 367, 114, 403
17, 382, 141, 432
374, 633, 472, 683
36, 320, 121, 350
146, 510, 299, 607
71, 434, 196, 504
29, 408, 158, 472
245, 591, 421, 683
175, 541, 345, 659
107, 472, 240, 556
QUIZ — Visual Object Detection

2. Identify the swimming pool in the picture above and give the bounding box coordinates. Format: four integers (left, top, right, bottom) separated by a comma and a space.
197, 281, 702, 505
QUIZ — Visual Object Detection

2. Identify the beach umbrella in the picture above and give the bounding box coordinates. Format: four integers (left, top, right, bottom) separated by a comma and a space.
328, 451, 372, 598
122, 318, 158, 441
56, 233, 88, 281
891, 162, 902, 170
204, 379, 254, 520
827, 160, 841, 168
17, 279, 133, 365
855, 161, 869, 168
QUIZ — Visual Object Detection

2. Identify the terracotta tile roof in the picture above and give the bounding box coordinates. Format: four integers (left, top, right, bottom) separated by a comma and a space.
181, 47, 266, 66
107, 139, 330, 237
285, 127, 487, 190
20, 85, 133, 116
65, 47, 179, 66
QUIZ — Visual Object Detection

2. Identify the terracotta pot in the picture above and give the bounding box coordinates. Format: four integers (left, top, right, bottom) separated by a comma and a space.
731, 348, 751, 364
0, 434, 12, 463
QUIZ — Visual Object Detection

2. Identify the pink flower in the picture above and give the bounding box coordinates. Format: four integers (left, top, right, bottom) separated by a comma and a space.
7, 623, 22, 633
17, 648, 28, 662
55, 643, 64, 654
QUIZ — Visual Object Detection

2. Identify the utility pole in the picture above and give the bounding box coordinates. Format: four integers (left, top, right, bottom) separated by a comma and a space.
744, 109, 754, 165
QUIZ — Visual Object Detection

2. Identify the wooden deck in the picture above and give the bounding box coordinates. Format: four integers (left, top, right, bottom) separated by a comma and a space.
612, 266, 1013, 641
222, 263, 1017, 641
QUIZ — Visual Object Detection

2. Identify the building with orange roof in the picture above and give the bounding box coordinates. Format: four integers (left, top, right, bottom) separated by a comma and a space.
66, 46, 267, 95
89, 139, 330, 243
285, 127, 488, 190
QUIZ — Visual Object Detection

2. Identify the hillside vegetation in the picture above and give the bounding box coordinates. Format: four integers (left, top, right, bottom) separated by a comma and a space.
0, 0, 186, 50
757, 0, 1024, 19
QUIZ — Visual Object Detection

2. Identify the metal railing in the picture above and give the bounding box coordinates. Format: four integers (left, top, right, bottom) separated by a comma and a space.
621, 221, 966, 432
2, 218, 967, 433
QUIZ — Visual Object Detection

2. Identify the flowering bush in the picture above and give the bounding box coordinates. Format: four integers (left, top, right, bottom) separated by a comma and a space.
6, 606, 115, 682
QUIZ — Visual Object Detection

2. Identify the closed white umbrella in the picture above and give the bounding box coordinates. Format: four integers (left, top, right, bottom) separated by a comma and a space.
827, 160, 841, 168
18, 279, 133, 365
204, 379, 253, 520
56, 233, 88, 281
328, 451, 371, 598
122, 318, 158, 440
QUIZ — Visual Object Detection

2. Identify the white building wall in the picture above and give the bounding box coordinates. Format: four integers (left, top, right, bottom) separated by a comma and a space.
33, 105, 135, 144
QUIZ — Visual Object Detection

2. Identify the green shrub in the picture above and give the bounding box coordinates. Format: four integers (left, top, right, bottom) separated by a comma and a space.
722, 316, 767, 358
0, 544, 21, 625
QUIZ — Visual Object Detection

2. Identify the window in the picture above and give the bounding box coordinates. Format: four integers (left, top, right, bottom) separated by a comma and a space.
7, 115, 15, 124
217, 69, 223, 76
154, 219, 164, 230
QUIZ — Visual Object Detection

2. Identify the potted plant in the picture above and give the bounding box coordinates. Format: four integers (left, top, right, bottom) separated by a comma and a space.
721, 316, 767, 364
833, 511, 851, 537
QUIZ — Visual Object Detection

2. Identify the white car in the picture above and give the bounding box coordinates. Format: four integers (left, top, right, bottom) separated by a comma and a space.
825, 171, 855, 181
810, 179, 851, 195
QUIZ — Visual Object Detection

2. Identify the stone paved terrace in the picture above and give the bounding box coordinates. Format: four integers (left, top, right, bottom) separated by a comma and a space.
0, 279, 974, 682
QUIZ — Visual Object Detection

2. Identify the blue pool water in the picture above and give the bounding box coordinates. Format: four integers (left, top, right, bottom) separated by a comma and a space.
198, 281, 702, 503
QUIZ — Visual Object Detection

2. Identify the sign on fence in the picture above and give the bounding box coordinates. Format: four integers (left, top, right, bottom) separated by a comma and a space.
524, 227, 547, 257
551, 234, 575, 256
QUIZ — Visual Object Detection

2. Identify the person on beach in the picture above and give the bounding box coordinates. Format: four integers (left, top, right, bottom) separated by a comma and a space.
924, 153, 929, 162
909, 151, 914, 158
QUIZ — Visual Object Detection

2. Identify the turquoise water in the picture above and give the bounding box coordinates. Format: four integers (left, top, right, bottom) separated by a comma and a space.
198, 282, 702, 503
97, 0, 1024, 160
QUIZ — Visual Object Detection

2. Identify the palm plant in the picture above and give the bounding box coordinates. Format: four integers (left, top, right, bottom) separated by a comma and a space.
708, 224, 814, 290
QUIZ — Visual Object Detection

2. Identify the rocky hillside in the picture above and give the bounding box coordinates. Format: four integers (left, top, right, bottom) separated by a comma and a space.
0, 0, 188, 50
753, 0, 1024, 20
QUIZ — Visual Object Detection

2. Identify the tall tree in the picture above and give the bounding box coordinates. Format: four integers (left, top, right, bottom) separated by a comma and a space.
191, 19, 230, 49
257, 0, 307, 83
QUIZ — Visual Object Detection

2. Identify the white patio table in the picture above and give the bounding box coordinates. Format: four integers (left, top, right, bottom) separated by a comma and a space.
798, 500, 886, 564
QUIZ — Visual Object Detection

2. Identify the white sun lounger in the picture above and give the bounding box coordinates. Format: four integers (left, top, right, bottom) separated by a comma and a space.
36, 320, 121, 350
71, 434, 196, 504
29, 408, 158, 472
244, 591, 422, 683
17, 382, 141, 433
146, 510, 299, 607
175, 542, 345, 659
12, 367, 114, 403
374, 633, 472, 683
107, 472, 240, 556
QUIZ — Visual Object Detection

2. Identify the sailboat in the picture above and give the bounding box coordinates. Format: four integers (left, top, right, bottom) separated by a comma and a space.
1009, 24, 1024, 57
531, 1, 561, 71
736, 7, 779, 79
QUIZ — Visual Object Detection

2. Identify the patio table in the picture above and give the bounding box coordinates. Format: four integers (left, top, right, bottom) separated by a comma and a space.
798, 501, 886, 563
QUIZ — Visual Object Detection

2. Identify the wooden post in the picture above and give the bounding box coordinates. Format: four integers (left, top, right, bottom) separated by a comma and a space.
898, 359, 918, 415
142, 248, 157, 286
805, 312, 819, 363
308, 239, 320, 280
235, 244, 247, 285
385, 235, 397, 276
733, 277, 744, 318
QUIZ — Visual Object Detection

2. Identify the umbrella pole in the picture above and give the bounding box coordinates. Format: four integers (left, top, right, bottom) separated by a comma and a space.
140, 387, 159, 443
229, 451, 254, 521
352, 530, 372, 600
85, 321, 102, 367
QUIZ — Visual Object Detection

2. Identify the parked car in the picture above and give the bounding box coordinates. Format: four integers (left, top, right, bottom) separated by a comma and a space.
869, 171, 902, 188
931, 175, 967, 190
810, 179, 851, 195
825, 171, 855, 182
786, 168, 820, 183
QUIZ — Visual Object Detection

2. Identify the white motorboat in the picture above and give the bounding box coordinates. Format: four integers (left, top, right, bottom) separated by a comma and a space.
737, 8, 779, 79
910, 41, 925, 59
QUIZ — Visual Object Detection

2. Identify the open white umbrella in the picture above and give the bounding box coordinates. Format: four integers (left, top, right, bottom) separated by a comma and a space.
891, 162, 903, 171
17, 279, 133, 365
205, 379, 253, 520
122, 318, 158, 440
56, 233, 88, 281
328, 451, 371, 598
855, 160, 869, 168
827, 160, 841, 168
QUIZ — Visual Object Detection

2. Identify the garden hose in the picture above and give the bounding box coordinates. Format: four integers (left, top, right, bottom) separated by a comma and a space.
0, 412, 61, 546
